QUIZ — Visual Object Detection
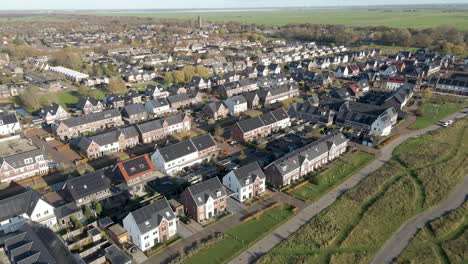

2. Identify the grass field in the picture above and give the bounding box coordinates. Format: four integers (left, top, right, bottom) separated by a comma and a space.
258, 117, 467, 264
43, 89, 107, 108
409, 101, 466, 130
396, 202, 467, 264
292, 151, 374, 201
185, 204, 295, 264
93, 9, 468, 30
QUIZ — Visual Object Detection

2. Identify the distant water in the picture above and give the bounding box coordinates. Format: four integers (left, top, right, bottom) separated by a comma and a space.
107, 8, 277, 13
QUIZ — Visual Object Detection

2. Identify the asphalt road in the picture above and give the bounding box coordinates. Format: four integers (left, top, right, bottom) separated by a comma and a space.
370, 175, 468, 264
229, 110, 466, 264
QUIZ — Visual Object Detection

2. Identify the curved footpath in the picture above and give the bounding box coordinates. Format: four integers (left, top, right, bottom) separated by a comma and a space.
229, 110, 467, 264
370, 175, 468, 264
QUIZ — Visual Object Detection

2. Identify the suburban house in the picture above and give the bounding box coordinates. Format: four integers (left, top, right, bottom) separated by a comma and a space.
121, 104, 148, 124
4, 223, 76, 264
167, 93, 194, 109
76, 126, 139, 158
0, 112, 21, 135
231, 108, 291, 142
265, 131, 348, 187
145, 97, 172, 116
151, 133, 218, 175
62, 170, 112, 206
113, 154, 160, 196
222, 162, 266, 203
104, 94, 126, 109
76, 97, 104, 115
125, 90, 143, 104
335, 102, 398, 136
385, 76, 406, 90
180, 177, 227, 223
201, 101, 229, 120
146, 85, 170, 99
39, 103, 70, 124
136, 114, 192, 144
288, 96, 335, 126
259, 83, 300, 105
224, 95, 248, 115
0, 149, 49, 183
55, 109, 123, 140
382, 85, 414, 110
54, 202, 84, 228
218, 78, 258, 98
123, 198, 177, 252
0, 189, 57, 235
191, 76, 211, 89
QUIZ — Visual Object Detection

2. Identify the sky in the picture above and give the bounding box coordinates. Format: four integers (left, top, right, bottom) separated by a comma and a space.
0, 0, 466, 10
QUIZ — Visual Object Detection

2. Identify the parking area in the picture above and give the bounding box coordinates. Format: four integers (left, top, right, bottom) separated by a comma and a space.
177, 222, 195, 239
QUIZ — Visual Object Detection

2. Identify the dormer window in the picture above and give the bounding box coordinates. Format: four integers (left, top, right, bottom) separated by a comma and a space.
24, 158, 33, 165
145, 221, 150, 227
216, 191, 221, 197
245, 179, 250, 185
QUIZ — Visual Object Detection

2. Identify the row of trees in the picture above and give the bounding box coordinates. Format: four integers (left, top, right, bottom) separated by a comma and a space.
273, 24, 467, 55
164, 65, 211, 84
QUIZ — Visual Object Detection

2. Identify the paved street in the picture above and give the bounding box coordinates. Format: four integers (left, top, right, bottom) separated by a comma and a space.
370, 175, 468, 264
229, 110, 466, 264
143, 192, 306, 264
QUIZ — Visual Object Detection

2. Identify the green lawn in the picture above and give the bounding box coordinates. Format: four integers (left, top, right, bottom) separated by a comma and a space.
409, 102, 465, 130
258, 118, 467, 264
43, 89, 107, 108
93, 8, 468, 30
185, 204, 295, 264
292, 151, 374, 201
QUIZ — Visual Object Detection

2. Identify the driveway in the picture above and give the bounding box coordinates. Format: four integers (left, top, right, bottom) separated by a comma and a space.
227, 197, 248, 215
177, 222, 194, 239
229, 110, 467, 264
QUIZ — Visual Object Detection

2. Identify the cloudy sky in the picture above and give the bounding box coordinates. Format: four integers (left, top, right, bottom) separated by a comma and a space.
0, 0, 465, 10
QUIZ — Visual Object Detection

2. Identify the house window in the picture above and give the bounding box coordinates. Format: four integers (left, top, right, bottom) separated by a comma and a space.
162, 226, 167, 232
36, 213, 41, 218
44, 210, 49, 215
169, 221, 173, 227
144, 235, 149, 240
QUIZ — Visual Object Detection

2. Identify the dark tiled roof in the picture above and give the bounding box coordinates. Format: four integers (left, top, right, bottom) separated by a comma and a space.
0, 113, 19, 125
0, 189, 42, 222
61, 109, 121, 128
0, 149, 46, 170
122, 103, 146, 116
230, 162, 265, 187
76, 97, 100, 109
187, 177, 227, 207
130, 198, 175, 234
64, 170, 111, 201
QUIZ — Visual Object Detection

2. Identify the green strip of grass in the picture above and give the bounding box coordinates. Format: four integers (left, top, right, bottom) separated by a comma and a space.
409, 102, 465, 130
292, 151, 375, 201
185, 204, 295, 264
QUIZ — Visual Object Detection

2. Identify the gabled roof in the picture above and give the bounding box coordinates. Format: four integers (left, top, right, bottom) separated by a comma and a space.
146, 97, 169, 109
187, 177, 227, 207
0, 189, 43, 222
0, 149, 46, 170
0, 113, 19, 125
122, 103, 146, 116
157, 133, 217, 162
40, 103, 65, 117
230, 162, 265, 187
115, 154, 156, 182
129, 198, 175, 234
60, 109, 121, 128
64, 170, 111, 201
76, 97, 101, 109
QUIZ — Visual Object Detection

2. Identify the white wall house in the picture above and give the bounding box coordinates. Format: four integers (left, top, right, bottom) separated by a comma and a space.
123, 198, 177, 252
0, 190, 57, 235
145, 99, 172, 116
0, 113, 21, 135
222, 162, 266, 203
224, 95, 248, 115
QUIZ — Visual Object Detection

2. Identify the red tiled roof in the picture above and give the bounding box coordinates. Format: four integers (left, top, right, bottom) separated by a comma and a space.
116, 154, 156, 182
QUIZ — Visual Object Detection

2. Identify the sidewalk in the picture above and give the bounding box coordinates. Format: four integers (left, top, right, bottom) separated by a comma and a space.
143, 192, 305, 264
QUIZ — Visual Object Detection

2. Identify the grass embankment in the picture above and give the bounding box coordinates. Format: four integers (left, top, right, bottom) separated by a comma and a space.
185, 204, 295, 264
258, 117, 467, 264
409, 100, 466, 130
45, 89, 107, 108
396, 202, 467, 264
292, 151, 374, 201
